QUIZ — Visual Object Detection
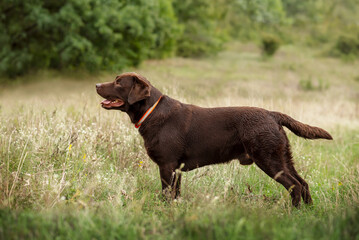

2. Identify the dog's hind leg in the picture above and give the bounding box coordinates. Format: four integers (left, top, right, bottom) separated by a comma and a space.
252, 147, 303, 207
283, 138, 313, 205
286, 163, 313, 205
288, 166, 312, 205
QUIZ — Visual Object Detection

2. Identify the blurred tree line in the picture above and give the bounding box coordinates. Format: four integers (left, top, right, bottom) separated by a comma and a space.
0, 0, 358, 77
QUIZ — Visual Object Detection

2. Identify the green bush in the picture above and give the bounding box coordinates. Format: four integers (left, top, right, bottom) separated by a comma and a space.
0, 0, 180, 77
334, 35, 359, 56
173, 0, 226, 57
261, 34, 281, 56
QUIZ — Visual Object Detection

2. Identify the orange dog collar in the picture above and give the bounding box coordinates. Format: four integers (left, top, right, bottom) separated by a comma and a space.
135, 96, 163, 128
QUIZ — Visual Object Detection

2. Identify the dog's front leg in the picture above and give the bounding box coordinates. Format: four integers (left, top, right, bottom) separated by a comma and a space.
159, 163, 181, 200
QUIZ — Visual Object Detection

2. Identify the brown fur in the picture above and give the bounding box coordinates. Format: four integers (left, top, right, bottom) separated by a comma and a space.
96, 72, 333, 207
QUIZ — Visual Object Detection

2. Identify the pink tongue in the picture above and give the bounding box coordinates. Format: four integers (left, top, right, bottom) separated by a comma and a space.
101, 100, 111, 105
100, 99, 124, 107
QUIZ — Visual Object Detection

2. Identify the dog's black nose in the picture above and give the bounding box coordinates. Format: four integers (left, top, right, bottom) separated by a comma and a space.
96, 83, 101, 88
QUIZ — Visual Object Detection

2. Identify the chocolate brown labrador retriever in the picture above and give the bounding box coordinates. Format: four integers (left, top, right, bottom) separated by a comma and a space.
96, 72, 332, 207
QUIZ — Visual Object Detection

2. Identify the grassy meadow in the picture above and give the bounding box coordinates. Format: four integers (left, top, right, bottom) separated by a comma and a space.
1, 43, 359, 239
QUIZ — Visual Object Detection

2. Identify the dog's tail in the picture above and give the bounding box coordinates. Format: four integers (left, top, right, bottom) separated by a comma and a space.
270, 111, 333, 140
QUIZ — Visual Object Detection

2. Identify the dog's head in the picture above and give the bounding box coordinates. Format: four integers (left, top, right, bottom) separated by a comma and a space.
96, 72, 152, 110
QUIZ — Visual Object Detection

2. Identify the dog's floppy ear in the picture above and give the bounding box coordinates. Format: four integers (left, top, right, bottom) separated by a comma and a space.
128, 74, 151, 105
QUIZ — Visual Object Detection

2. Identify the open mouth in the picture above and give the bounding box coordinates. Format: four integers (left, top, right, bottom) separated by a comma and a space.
100, 99, 124, 109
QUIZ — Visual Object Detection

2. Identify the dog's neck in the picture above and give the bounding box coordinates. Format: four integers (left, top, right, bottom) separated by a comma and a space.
126, 86, 163, 124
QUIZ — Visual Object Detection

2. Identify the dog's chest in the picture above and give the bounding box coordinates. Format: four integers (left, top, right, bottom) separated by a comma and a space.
143, 136, 164, 164
142, 132, 185, 165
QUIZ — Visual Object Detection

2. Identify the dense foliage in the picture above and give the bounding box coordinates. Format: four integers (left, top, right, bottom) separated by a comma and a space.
0, 0, 179, 77
0, 0, 358, 77
261, 34, 281, 57
333, 35, 359, 60
172, 0, 228, 57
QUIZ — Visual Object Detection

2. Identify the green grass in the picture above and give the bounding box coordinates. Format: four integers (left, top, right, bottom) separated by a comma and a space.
1, 42, 359, 239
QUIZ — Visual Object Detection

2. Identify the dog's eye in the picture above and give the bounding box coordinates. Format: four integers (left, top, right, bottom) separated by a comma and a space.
115, 79, 121, 86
